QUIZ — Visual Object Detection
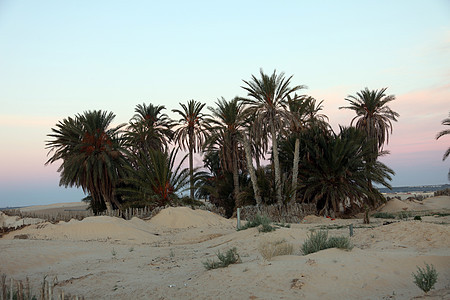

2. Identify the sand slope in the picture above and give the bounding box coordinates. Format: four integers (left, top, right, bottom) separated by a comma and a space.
3, 216, 161, 244
380, 196, 450, 212
1, 206, 449, 299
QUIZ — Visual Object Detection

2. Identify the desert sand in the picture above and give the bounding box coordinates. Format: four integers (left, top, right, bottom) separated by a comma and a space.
1, 197, 449, 299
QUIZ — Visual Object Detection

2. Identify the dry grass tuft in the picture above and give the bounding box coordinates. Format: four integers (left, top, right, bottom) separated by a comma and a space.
258, 238, 294, 260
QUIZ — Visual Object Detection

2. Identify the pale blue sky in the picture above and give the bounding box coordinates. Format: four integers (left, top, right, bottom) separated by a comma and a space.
0, 1, 449, 207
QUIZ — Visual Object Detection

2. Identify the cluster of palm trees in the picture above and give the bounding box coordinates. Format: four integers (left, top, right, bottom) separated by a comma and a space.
46, 69, 399, 217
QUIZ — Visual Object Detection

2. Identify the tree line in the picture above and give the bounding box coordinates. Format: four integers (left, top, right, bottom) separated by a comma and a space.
45, 69, 399, 217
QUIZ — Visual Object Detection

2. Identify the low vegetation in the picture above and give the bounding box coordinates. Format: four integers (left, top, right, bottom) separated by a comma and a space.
412, 263, 438, 293
301, 230, 353, 255
203, 248, 241, 270
1, 274, 84, 300
372, 212, 396, 219
258, 239, 294, 260
238, 214, 275, 232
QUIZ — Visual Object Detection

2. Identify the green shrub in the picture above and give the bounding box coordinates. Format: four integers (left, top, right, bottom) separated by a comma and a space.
372, 212, 396, 219
414, 215, 422, 221
412, 263, 438, 293
301, 231, 353, 255
327, 236, 354, 250
301, 231, 329, 255
399, 211, 412, 220
203, 248, 241, 270
239, 214, 275, 232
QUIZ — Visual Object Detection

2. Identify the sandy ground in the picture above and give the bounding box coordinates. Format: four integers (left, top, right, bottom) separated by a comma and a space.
1, 197, 449, 300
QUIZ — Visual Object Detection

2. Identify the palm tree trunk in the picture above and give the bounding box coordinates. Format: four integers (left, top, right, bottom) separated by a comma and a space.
270, 119, 283, 205
291, 137, 300, 204
242, 134, 261, 205
105, 199, 113, 214
232, 146, 240, 208
189, 129, 194, 199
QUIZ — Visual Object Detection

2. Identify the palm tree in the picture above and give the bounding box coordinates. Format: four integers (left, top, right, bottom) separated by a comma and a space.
45, 110, 128, 213
286, 95, 328, 203
436, 112, 450, 180
172, 100, 210, 199
126, 103, 173, 153
205, 97, 262, 207
241, 69, 306, 204
298, 126, 394, 216
340, 87, 399, 156
119, 149, 191, 207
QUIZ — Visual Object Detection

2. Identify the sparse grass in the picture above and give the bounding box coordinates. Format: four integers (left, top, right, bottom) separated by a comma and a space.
1, 274, 84, 300
432, 212, 450, 217
412, 263, 438, 293
238, 214, 275, 232
258, 238, 294, 260
203, 248, 241, 270
301, 230, 353, 255
111, 248, 117, 257
274, 222, 291, 228
398, 211, 412, 220
169, 249, 175, 258
372, 212, 396, 219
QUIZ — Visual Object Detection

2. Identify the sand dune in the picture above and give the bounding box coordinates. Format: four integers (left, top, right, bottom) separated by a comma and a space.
1, 200, 449, 299
380, 195, 450, 213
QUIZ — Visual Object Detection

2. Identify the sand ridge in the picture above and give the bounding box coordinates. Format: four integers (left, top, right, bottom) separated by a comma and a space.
1, 201, 449, 299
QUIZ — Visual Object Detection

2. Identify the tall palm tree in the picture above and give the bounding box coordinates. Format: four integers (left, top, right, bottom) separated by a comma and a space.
436, 112, 450, 180
126, 103, 173, 153
172, 100, 210, 199
45, 110, 128, 213
206, 97, 243, 205
286, 95, 328, 203
205, 97, 262, 206
340, 87, 399, 156
241, 69, 306, 204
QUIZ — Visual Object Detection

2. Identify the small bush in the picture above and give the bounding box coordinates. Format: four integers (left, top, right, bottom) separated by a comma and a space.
412, 263, 438, 293
372, 212, 396, 219
301, 231, 353, 255
414, 215, 422, 221
203, 248, 241, 270
301, 231, 329, 255
258, 239, 294, 260
327, 236, 354, 250
239, 214, 275, 232
399, 211, 412, 220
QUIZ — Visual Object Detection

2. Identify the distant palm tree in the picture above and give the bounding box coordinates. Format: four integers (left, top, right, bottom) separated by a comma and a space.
340, 87, 399, 156
45, 110, 128, 213
241, 69, 306, 204
436, 112, 450, 180
172, 100, 210, 199
126, 103, 173, 153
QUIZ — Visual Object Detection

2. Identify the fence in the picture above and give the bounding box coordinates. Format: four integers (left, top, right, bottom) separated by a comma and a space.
2, 204, 226, 224
239, 203, 316, 223
3, 203, 314, 224
1, 274, 85, 300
